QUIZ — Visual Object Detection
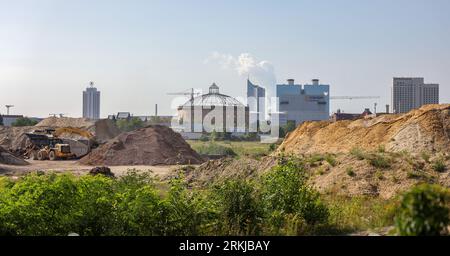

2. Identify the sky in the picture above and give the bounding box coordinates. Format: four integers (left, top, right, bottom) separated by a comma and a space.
0, 0, 449, 118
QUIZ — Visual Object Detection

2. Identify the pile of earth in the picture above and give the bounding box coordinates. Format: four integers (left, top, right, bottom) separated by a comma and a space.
0, 118, 121, 153
36, 117, 121, 144
279, 104, 450, 155
79, 125, 204, 166
164, 157, 276, 186
0, 146, 29, 166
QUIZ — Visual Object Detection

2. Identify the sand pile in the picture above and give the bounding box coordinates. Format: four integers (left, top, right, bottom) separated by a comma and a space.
35, 117, 95, 128
0, 146, 29, 166
79, 125, 204, 166
0, 118, 122, 152
279, 104, 450, 155
0, 126, 37, 151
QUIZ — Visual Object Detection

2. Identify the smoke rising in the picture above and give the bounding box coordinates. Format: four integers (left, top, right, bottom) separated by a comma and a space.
205, 52, 278, 115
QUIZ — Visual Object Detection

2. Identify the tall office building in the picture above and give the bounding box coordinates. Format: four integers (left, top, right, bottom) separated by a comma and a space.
83, 81, 100, 120
277, 79, 330, 126
392, 78, 439, 114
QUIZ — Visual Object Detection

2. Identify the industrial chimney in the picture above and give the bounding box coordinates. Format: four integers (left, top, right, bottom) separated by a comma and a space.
287, 79, 295, 86
312, 79, 319, 86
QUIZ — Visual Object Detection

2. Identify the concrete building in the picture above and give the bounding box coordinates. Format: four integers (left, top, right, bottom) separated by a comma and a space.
83, 82, 100, 120
246, 79, 266, 130
176, 83, 249, 138
392, 77, 439, 114
277, 79, 330, 126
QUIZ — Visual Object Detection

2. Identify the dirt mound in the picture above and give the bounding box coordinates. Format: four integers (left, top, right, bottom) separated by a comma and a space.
0, 118, 121, 152
0, 146, 29, 166
36, 117, 95, 128
0, 126, 38, 150
79, 125, 204, 166
93, 119, 122, 144
280, 104, 450, 155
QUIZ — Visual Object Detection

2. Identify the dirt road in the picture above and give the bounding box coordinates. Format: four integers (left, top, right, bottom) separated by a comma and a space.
0, 160, 186, 178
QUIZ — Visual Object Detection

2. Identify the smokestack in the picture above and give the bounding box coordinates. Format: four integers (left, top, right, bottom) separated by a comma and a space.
312, 79, 319, 86
287, 79, 295, 86
155, 104, 158, 117
386, 104, 390, 114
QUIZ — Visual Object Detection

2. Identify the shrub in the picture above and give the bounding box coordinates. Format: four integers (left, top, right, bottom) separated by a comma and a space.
195, 142, 236, 156
324, 154, 337, 167
420, 152, 431, 163
350, 148, 366, 160
367, 153, 392, 169
261, 157, 329, 227
346, 167, 355, 177
395, 184, 450, 236
432, 159, 446, 173
211, 179, 263, 235
11, 117, 38, 127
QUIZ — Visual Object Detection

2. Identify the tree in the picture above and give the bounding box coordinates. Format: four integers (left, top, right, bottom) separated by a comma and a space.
116, 117, 145, 132
0, 116, 3, 126
11, 117, 38, 127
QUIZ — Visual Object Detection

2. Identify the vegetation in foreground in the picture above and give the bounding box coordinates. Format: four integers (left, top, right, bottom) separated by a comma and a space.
0, 156, 449, 236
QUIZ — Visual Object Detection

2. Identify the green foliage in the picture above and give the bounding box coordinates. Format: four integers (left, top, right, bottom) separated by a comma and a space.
420, 151, 431, 163
395, 184, 450, 236
367, 153, 392, 169
11, 117, 38, 127
346, 167, 355, 177
261, 157, 329, 227
324, 154, 338, 167
432, 158, 447, 173
350, 147, 366, 160
279, 121, 296, 138
116, 117, 145, 132
211, 179, 263, 235
325, 195, 398, 234
194, 142, 236, 156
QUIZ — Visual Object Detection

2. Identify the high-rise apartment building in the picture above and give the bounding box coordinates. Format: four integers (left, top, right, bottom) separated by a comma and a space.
392, 78, 439, 114
83, 82, 100, 119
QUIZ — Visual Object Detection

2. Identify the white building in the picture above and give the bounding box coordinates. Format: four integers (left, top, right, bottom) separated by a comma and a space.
277, 79, 330, 126
392, 78, 439, 114
82, 82, 100, 120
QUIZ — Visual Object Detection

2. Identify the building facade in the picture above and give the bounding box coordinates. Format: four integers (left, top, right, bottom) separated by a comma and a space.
176, 83, 249, 137
277, 79, 330, 126
392, 78, 439, 114
246, 79, 266, 130
82, 82, 100, 120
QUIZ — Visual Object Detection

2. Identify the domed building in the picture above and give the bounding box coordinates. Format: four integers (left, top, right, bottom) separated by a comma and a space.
177, 83, 249, 136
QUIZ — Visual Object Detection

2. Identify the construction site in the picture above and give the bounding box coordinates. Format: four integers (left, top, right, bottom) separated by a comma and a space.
0, 104, 448, 196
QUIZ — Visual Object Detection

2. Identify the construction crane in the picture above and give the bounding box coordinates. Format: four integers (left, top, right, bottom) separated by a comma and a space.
5, 105, 14, 115
167, 88, 201, 101
330, 96, 381, 100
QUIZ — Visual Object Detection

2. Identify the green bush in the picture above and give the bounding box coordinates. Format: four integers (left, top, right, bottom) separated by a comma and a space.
395, 184, 450, 236
195, 142, 236, 156
116, 117, 145, 132
261, 157, 329, 227
211, 179, 263, 235
367, 153, 392, 169
350, 147, 366, 160
11, 117, 38, 127
432, 159, 447, 173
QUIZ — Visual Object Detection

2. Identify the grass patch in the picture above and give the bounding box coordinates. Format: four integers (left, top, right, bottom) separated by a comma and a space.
346, 167, 355, 177
432, 158, 447, 173
350, 147, 366, 160
366, 153, 392, 169
188, 140, 271, 159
